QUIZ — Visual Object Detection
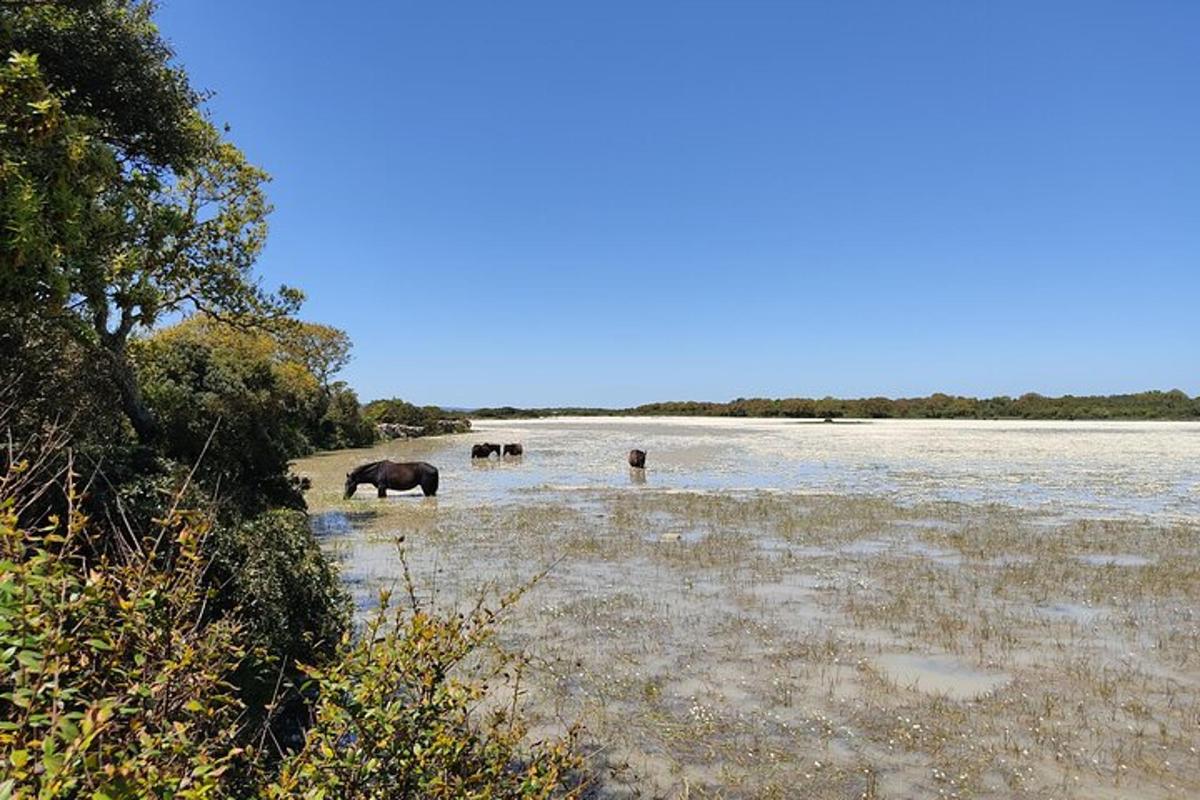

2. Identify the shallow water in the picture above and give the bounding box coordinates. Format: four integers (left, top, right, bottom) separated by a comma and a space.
873, 653, 1010, 700
293, 418, 1200, 799
298, 417, 1200, 521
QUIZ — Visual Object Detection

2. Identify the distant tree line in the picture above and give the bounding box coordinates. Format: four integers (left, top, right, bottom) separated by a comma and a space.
472, 390, 1199, 421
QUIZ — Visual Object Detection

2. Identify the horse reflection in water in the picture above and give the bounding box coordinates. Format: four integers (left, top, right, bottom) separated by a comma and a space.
629, 467, 646, 485
344, 460, 439, 498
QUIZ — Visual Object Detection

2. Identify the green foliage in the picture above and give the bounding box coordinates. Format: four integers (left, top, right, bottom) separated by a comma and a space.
0, 455, 582, 799
0, 309, 126, 453
212, 510, 348, 666
0, 483, 248, 798
133, 317, 321, 513
473, 390, 1200, 421
67, 461, 353, 747
0, 1, 299, 443
131, 316, 375, 509
317, 382, 379, 449
0, 50, 114, 304
276, 321, 376, 449
363, 398, 467, 429
1, 0, 206, 170
207, 510, 349, 724
278, 322, 352, 390
270, 581, 583, 800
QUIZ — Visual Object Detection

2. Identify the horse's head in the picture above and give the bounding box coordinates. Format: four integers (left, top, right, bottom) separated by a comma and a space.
344, 472, 357, 499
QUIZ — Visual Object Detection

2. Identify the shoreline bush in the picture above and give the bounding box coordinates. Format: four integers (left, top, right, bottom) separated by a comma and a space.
0, 452, 584, 798
363, 397, 471, 433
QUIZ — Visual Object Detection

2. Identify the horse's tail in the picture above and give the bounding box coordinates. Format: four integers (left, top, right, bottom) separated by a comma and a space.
422, 466, 439, 497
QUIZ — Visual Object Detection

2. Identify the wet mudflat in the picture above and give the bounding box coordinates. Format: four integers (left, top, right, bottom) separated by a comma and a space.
295, 418, 1200, 799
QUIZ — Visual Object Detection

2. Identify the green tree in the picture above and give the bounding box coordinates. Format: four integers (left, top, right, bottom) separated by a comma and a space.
318, 382, 378, 448
1, 0, 206, 169
0, 2, 300, 443
280, 321, 353, 391
133, 316, 377, 507
133, 317, 324, 512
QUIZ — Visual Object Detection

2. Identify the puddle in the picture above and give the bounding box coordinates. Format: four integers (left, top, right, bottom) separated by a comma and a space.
839, 539, 893, 556
874, 653, 1010, 700
1033, 602, 1106, 624
310, 510, 352, 537
644, 528, 707, 544
1075, 553, 1153, 567
904, 540, 962, 566
989, 554, 1035, 566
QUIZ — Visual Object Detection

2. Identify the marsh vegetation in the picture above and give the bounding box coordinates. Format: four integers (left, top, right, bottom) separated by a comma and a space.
298, 418, 1200, 799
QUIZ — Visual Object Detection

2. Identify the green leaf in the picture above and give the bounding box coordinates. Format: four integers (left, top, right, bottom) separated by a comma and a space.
16, 649, 43, 671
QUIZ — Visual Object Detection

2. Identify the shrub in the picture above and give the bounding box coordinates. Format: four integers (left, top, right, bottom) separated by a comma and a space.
315, 383, 378, 449
0, 482, 249, 798
269, 567, 584, 799
210, 510, 349, 668
362, 398, 467, 431
0, 419, 582, 799
206, 509, 350, 750
0, 454, 583, 798
134, 317, 322, 514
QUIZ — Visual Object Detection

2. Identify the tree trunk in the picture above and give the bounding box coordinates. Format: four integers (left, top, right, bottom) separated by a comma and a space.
103, 344, 159, 444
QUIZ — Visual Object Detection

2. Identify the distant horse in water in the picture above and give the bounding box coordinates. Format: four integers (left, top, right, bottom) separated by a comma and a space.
628, 449, 647, 469
503, 443, 523, 457
345, 460, 439, 498
471, 443, 502, 459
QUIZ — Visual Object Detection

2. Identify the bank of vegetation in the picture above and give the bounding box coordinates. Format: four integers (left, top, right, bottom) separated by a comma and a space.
364, 398, 472, 438
473, 390, 1199, 421
0, 2, 579, 797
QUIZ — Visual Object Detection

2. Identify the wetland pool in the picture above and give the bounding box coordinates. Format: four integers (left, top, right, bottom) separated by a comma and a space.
295, 418, 1200, 799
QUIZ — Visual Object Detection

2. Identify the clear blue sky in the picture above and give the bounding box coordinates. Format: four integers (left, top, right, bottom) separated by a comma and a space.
157, 1, 1198, 407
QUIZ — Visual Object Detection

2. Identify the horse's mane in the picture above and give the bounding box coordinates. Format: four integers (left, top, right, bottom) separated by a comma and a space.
349, 459, 387, 480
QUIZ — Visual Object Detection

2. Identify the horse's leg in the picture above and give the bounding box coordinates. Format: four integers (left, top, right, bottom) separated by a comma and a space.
377, 482, 387, 498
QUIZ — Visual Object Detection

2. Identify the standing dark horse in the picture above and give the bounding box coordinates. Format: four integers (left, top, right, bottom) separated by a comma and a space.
503, 443, 523, 456
628, 449, 647, 469
345, 460, 439, 498
471, 443, 502, 459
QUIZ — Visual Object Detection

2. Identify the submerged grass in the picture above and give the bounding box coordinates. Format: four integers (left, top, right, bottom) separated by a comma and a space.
301, 466, 1199, 799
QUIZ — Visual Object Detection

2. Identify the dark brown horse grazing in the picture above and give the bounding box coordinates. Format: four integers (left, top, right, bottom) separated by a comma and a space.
503, 443, 523, 456
628, 449, 646, 469
471, 443, 502, 459
345, 460, 439, 498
